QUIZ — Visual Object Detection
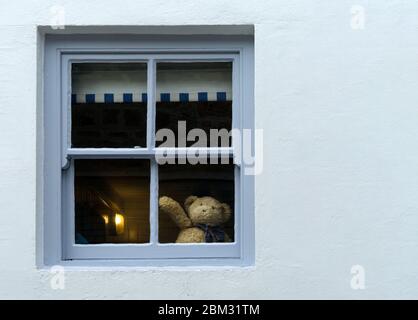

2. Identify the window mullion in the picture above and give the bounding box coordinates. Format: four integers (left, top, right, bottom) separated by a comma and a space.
147, 58, 158, 245
149, 159, 159, 245
147, 58, 156, 149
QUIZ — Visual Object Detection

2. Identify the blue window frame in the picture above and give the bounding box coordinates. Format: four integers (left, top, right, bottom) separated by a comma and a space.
43, 35, 254, 267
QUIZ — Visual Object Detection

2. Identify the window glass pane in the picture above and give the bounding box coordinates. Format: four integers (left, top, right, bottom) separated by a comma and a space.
156, 62, 232, 147
74, 159, 150, 244
71, 63, 147, 148
158, 160, 234, 243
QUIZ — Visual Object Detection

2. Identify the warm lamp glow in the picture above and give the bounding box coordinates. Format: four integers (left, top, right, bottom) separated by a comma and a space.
102, 215, 109, 224
115, 214, 123, 225
115, 213, 125, 234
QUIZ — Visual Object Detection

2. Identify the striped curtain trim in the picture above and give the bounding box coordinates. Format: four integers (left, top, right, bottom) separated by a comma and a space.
71, 91, 232, 104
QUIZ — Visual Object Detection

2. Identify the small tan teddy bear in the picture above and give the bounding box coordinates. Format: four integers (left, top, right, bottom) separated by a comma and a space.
159, 195, 232, 243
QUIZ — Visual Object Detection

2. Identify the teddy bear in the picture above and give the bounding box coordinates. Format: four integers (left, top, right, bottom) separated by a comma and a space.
159, 195, 232, 243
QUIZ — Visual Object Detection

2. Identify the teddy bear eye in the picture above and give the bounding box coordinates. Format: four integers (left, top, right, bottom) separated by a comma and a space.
212, 206, 215, 209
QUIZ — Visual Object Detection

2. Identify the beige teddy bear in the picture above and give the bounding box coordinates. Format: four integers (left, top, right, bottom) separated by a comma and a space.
159, 195, 232, 243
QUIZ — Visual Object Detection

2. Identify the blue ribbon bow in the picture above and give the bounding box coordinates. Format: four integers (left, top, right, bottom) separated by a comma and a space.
196, 224, 225, 242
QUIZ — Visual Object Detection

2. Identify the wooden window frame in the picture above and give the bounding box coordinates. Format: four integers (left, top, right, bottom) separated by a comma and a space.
43, 35, 254, 267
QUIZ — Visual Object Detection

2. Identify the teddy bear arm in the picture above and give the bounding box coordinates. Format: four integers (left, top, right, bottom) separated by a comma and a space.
159, 196, 192, 229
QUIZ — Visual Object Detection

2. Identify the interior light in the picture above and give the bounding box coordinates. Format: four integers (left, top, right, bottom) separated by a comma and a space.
115, 213, 125, 234
102, 215, 109, 224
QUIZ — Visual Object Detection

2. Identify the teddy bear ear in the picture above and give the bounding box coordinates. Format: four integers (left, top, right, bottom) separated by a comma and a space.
184, 195, 198, 212
221, 203, 232, 223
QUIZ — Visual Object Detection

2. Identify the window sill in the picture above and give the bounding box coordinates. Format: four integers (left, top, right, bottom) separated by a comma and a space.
38, 258, 255, 271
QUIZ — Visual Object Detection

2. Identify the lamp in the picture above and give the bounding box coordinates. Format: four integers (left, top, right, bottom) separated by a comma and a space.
102, 213, 125, 235
114, 213, 125, 235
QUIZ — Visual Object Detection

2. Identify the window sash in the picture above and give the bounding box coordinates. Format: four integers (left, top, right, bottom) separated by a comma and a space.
61, 53, 239, 161
61, 53, 241, 260
63, 160, 241, 259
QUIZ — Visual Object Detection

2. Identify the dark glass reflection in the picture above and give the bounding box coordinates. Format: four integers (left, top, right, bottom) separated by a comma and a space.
71, 63, 147, 148
156, 62, 232, 147
74, 159, 150, 244
158, 160, 234, 243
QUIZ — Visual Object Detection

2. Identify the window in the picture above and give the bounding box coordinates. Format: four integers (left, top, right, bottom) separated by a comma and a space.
43, 35, 254, 266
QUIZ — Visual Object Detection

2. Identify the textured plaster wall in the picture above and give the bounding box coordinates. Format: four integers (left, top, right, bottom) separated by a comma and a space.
0, 0, 418, 299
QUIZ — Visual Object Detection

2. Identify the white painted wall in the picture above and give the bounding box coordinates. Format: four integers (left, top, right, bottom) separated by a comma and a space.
0, 0, 417, 299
